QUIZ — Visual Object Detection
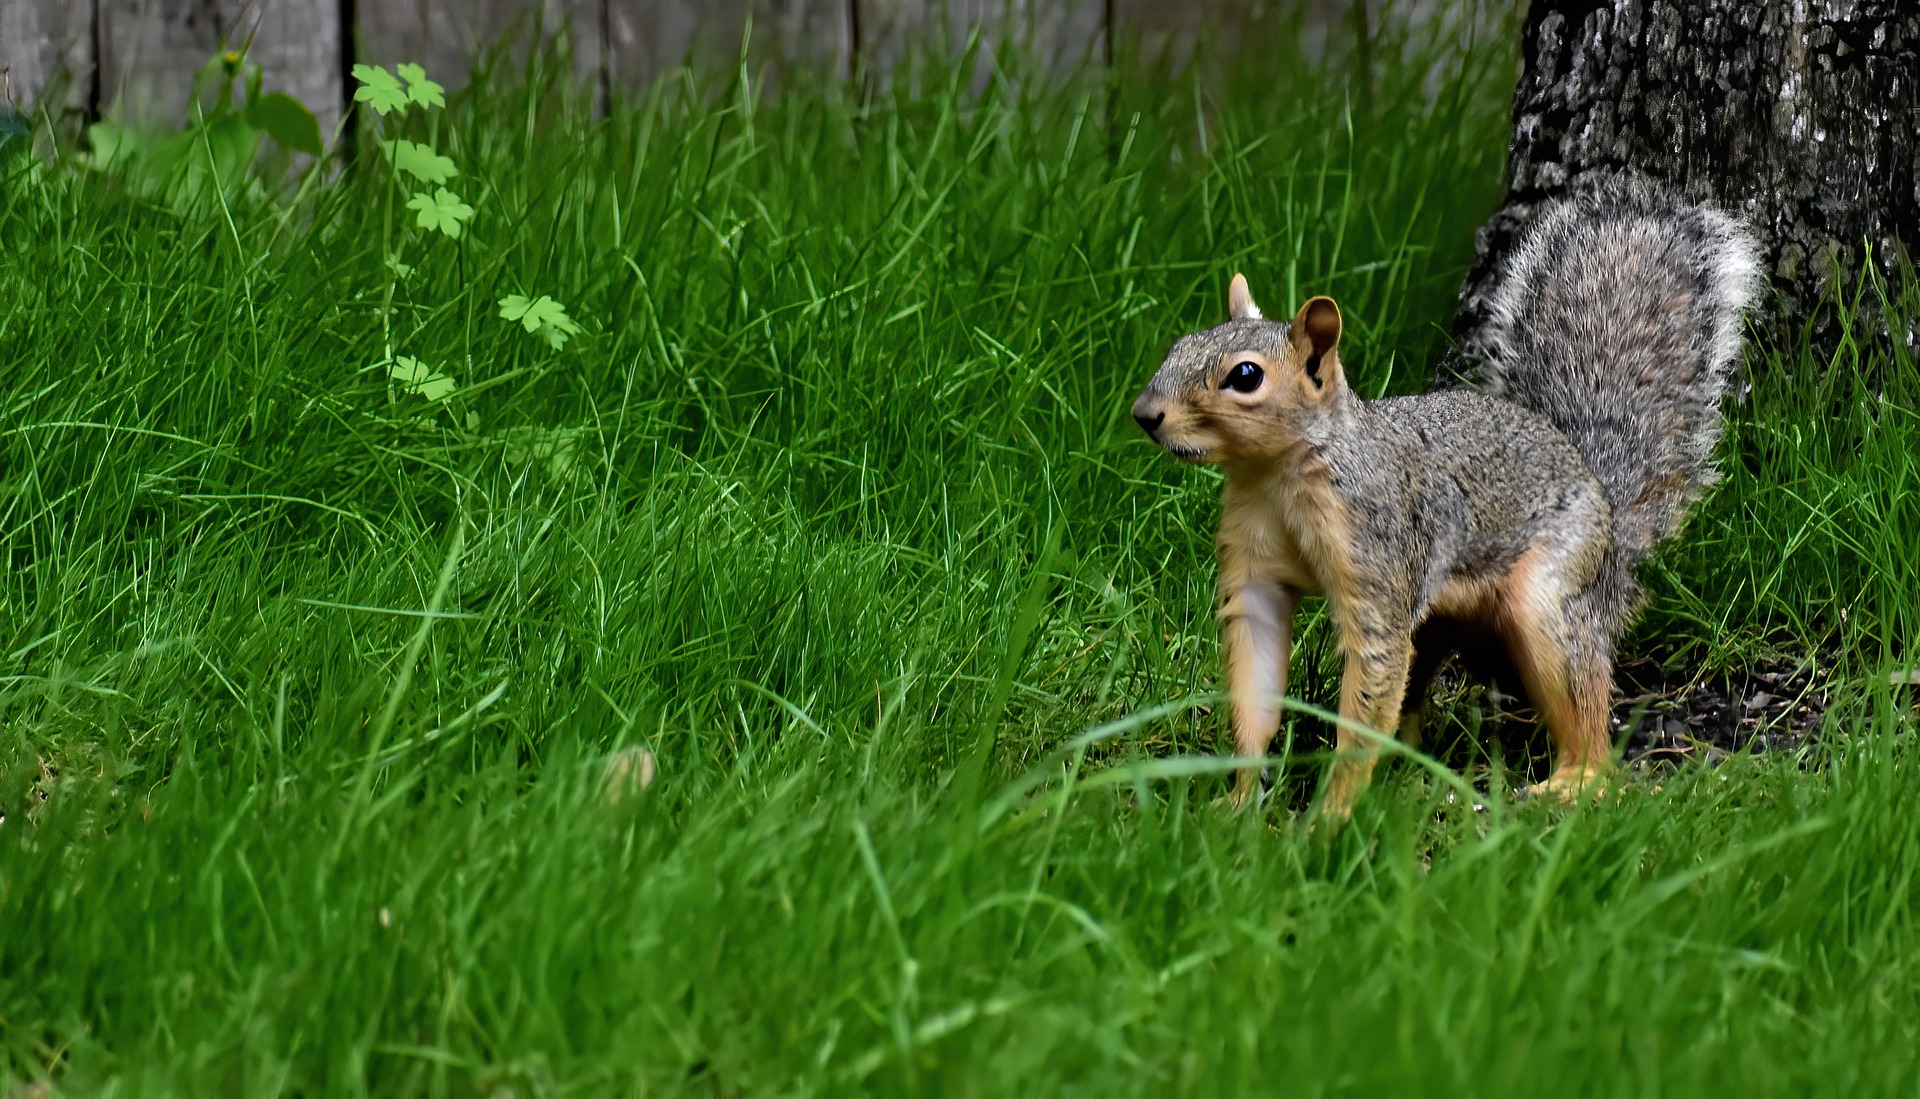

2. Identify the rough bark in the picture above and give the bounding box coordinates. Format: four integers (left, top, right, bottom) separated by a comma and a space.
1455, 0, 1920, 358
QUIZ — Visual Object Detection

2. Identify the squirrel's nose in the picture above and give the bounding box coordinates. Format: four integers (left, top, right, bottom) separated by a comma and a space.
1132, 395, 1165, 437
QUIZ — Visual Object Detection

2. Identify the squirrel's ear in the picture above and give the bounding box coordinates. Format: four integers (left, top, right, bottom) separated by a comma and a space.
1227, 273, 1263, 320
1289, 297, 1343, 390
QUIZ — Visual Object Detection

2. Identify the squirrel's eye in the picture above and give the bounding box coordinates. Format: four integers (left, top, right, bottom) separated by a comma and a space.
1222, 361, 1264, 393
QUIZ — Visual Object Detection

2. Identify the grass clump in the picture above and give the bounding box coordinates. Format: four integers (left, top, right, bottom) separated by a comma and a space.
2, 4, 1916, 1093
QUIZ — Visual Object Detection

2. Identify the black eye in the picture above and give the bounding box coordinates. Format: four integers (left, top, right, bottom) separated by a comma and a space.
1222, 361, 1264, 393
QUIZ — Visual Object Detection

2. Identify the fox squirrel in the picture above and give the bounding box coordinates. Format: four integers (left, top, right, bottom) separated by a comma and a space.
1131, 179, 1761, 820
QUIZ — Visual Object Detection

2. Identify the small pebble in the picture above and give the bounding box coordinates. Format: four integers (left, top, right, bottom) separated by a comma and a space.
601, 746, 658, 804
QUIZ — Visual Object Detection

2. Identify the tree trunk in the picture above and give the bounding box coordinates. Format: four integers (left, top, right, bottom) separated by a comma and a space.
1453, 1, 1920, 356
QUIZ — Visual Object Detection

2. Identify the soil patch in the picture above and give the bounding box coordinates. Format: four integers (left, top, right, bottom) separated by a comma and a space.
1418, 653, 1833, 783
1611, 655, 1828, 772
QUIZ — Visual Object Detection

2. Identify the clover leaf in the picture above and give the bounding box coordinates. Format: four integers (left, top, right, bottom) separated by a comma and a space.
406, 188, 475, 238
382, 139, 458, 184
396, 63, 447, 109
351, 64, 409, 116
388, 355, 457, 402
498, 294, 585, 350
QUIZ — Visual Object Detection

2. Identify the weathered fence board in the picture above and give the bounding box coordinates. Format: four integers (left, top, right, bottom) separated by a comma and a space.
237, 0, 343, 141
93, 0, 344, 135
1, 0, 94, 119
603, 0, 851, 93
96, 0, 220, 126
604, 0, 737, 90
857, 0, 1105, 86
354, 1, 463, 92
357, 0, 603, 97
4, 0, 1369, 130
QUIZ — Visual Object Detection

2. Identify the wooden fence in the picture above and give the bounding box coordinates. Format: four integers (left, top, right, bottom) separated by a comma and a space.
1, 0, 1358, 139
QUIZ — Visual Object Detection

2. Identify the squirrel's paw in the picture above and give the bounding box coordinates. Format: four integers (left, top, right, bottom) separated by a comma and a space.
1519, 767, 1611, 805
1305, 799, 1352, 836
1211, 767, 1274, 811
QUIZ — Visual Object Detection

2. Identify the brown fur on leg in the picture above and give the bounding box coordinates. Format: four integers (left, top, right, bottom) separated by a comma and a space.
1539, 657, 1613, 799
1319, 631, 1413, 822
1499, 548, 1616, 802
1396, 626, 1449, 752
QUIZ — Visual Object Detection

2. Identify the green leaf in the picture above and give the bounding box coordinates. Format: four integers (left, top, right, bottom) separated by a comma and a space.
84, 121, 140, 172
501, 425, 586, 481
351, 64, 408, 116
85, 123, 191, 198
385, 254, 415, 278
381, 139, 457, 184
406, 187, 475, 238
388, 355, 457, 402
396, 63, 447, 110
245, 91, 323, 156
497, 294, 585, 350
497, 294, 536, 327
204, 111, 260, 179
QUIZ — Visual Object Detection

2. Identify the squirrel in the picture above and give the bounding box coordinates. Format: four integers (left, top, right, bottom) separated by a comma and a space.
1130, 178, 1762, 821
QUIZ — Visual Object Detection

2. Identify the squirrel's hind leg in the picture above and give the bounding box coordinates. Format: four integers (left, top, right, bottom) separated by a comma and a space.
1498, 549, 1615, 801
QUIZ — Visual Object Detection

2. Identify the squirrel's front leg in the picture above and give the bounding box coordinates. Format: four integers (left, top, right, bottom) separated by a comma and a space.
1318, 616, 1415, 824
1220, 579, 1301, 807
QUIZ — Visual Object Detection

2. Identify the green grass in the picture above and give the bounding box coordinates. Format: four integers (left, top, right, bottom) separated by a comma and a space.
3, 7, 1917, 1094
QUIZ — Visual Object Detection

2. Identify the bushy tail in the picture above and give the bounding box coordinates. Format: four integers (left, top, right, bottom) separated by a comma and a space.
1462, 178, 1762, 563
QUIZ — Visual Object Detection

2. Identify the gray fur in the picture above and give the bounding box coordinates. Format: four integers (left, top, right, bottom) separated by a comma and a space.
1463, 177, 1763, 561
